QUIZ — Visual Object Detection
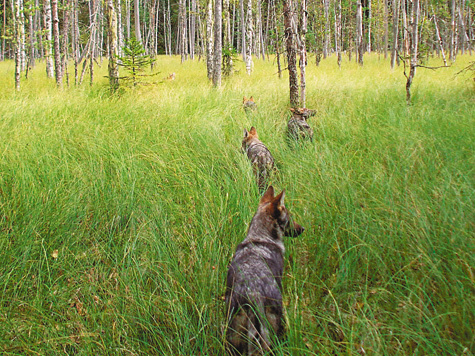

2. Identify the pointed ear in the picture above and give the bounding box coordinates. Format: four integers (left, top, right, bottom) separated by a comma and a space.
290, 108, 295, 113
249, 127, 257, 136
260, 186, 275, 205
273, 190, 285, 209
243, 96, 247, 103
250, 96, 254, 102
243, 128, 249, 138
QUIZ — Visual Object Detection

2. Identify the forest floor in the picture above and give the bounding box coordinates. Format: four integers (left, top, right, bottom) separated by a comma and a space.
0, 54, 474, 355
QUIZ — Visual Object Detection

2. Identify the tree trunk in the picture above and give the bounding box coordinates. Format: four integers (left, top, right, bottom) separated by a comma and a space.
14, 0, 21, 90
356, 0, 364, 65
245, 0, 253, 74
206, 0, 214, 79
284, 0, 298, 107
390, 0, 400, 68
212, 0, 222, 86
107, 0, 119, 91
43, 0, 54, 78
178, 0, 187, 62
51, 0, 62, 88
299, 0, 307, 107
61, 0, 70, 86
432, 10, 447, 66
449, 0, 457, 61
406, 0, 419, 105
134, 0, 141, 42
335, 0, 342, 68
323, 0, 330, 58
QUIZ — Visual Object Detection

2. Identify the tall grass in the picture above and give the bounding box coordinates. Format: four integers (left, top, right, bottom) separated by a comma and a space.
0, 54, 474, 355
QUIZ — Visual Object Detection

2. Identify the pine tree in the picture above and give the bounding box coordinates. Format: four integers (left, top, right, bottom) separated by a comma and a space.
116, 37, 156, 87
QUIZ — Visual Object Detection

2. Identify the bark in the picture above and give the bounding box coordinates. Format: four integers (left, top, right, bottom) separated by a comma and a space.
107, 0, 119, 90
212, 0, 222, 86
299, 0, 307, 107
383, 0, 388, 57
356, 0, 364, 65
178, 0, 187, 62
245, 0, 253, 74
406, 0, 420, 105
134, 0, 141, 42
206, 0, 214, 79
284, 0, 298, 107
432, 10, 447, 67
43, 0, 54, 78
449, 0, 457, 61
14, 0, 21, 90
323, 0, 330, 58
28, 2, 35, 69
61, 0, 70, 86
190, 0, 196, 59
51, 0, 62, 88
391, 0, 400, 68
335, 0, 342, 68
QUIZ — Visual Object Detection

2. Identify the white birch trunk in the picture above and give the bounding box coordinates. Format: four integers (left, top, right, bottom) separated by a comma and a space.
245, 0, 253, 74
134, 0, 141, 42
212, 0, 222, 86
390, 0, 400, 68
206, 0, 214, 79
51, 0, 62, 88
299, 0, 307, 107
43, 0, 54, 78
406, 0, 419, 105
356, 0, 364, 65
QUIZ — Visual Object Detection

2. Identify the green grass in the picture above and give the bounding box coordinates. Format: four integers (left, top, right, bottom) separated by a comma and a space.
0, 54, 474, 355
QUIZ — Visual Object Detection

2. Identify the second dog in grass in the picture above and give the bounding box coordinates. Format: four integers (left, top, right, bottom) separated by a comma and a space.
287, 107, 316, 141
225, 186, 304, 355
242, 127, 275, 191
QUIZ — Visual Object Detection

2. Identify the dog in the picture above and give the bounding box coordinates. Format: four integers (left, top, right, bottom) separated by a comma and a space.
287, 107, 316, 141
165, 72, 176, 80
225, 186, 304, 355
242, 127, 275, 191
243, 97, 258, 111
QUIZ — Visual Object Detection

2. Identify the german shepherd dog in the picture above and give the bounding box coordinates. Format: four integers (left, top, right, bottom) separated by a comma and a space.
225, 186, 305, 355
242, 127, 275, 191
243, 96, 258, 111
287, 108, 316, 141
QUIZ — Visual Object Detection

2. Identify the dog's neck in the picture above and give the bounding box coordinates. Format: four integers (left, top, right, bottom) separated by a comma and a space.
245, 215, 285, 255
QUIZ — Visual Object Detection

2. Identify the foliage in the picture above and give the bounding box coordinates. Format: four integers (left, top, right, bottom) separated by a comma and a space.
222, 46, 238, 77
116, 37, 157, 87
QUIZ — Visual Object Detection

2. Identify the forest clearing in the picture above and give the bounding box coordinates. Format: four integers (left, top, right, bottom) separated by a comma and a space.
0, 53, 474, 355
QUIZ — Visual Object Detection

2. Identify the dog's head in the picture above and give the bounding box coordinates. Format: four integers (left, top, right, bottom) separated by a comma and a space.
258, 186, 305, 238
290, 107, 316, 120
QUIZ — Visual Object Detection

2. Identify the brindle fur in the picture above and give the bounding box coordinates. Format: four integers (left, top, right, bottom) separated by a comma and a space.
243, 96, 258, 111
242, 127, 275, 191
225, 186, 304, 355
287, 108, 316, 141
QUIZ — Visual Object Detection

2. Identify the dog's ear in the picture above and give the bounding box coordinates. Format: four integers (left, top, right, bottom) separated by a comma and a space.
249, 96, 254, 102
249, 127, 257, 136
260, 186, 275, 205
290, 108, 295, 113
267, 190, 285, 218
243, 96, 247, 103
243, 128, 249, 138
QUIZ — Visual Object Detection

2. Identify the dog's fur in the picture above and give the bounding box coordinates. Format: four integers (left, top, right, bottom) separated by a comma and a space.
242, 127, 275, 191
243, 96, 258, 111
225, 186, 304, 355
287, 108, 316, 141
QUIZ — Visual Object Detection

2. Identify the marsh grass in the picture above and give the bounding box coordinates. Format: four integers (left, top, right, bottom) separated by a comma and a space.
0, 54, 474, 355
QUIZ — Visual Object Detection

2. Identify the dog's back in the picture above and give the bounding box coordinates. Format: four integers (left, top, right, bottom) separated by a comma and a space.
225, 187, 304, 355
287, 108, 315, 141
242, 127, 275, 190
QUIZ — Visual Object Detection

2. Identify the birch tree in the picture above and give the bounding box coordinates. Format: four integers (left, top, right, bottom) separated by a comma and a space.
284, 0, 299, 107
390, 0, 400, 68
245, 0, 253, 74
299, 0, 307, 107
43, 0, 54, 78
405, 0, 420, 105
13, 0, 22, 90
356, 0, 364, 65
212, 0, 222, 86
107, 0, 119, 91
51, 0, 62, 88
206, 0, 214, 79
